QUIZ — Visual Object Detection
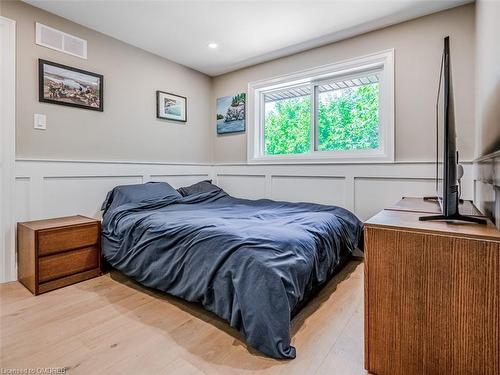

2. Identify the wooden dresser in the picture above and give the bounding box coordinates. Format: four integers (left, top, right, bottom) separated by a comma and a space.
17, 215, 101, 295
364, 198, 500, 375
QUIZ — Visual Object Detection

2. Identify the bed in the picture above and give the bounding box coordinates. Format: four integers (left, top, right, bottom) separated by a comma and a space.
101, 181, 363, 359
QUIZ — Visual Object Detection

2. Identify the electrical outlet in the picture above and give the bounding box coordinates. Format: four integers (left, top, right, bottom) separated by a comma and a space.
34, 114, 46, 130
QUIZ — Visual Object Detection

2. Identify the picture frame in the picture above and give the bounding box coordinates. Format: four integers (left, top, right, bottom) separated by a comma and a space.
156, 91, 187, 122
38, 59, 103, 111
216, 93, 245, 134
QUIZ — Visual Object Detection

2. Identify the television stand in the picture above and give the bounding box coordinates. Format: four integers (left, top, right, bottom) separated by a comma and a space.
419, 212, 487, 224
364, 198, 500, 374
422, 196, 465, 204
418, 196, 486, 224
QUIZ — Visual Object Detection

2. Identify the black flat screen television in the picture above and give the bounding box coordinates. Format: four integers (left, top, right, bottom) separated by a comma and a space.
438, 36, 457, 216
420, 37, 485, 224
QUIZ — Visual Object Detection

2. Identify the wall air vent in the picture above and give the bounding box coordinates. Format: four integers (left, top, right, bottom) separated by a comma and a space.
35, 22, 87, 59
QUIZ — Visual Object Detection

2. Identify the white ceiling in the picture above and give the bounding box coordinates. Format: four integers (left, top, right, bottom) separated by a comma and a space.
25, 0, 472, 76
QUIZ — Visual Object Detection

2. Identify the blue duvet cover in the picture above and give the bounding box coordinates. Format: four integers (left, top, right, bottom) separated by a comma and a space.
101, 188, 363, 359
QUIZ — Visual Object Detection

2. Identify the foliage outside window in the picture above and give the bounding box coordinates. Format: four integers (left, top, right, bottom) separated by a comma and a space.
265, 94, 311, 155
317, 83, 379, 152
264, 83, 379, 156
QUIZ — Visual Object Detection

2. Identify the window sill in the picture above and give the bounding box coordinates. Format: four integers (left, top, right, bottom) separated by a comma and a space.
247, 153, 395, 165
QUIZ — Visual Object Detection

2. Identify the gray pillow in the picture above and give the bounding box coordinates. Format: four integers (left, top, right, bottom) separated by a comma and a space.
177, 180, 222, 197
102, 182, 181, 213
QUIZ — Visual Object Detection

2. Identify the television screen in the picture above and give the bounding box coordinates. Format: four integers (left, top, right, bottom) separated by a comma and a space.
435, 36, 458, 217
422, 36, 485, 224
436, 50, 445, 210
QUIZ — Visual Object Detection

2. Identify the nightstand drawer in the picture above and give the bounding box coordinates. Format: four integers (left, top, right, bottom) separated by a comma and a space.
38, 224, 99, 256
38, 246, 99, 283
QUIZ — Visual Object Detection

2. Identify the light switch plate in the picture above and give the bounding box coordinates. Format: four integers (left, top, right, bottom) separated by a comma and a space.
34, 113, 46, 130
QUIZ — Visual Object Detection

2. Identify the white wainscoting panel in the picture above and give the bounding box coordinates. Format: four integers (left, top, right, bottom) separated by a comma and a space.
216, 174, 267, 200
42, 175, 143, 219
474, 179, 498, 225
271, 175, 345, 206
354, 177, 435, 221
8, 159, 474, 283
14, 177, 30, 223
15, 159, 474, 223
150, 174, 211, 188
473, 151, 500, 229
213, 162, 473, 221
15, 159, 213, 221
16, 159, 474, 223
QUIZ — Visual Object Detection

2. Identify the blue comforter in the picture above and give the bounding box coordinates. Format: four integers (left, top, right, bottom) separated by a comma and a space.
101, 188, 363, 359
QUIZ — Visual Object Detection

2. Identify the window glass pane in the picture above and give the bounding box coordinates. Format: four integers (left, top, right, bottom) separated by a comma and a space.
317, 79, 379, 152
264, 87, 311, 155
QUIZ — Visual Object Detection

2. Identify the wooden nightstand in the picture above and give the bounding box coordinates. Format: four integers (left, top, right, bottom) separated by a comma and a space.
17, 215, 101, 295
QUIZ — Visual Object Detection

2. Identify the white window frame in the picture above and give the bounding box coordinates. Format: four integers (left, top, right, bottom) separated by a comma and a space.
247, 49, 394, 164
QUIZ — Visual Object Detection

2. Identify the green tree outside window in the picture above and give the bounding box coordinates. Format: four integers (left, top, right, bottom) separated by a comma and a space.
264, 83, 379, 155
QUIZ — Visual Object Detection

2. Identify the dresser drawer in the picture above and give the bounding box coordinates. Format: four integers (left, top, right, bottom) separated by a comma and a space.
38, 246, 99, 283
38, 224, 99, 256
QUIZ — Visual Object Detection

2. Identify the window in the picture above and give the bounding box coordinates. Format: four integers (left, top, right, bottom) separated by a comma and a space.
248, 50, 394, 163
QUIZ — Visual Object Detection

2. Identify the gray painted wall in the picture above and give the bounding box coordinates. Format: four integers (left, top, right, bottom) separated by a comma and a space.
1, 0, 212, 163
474, 0, 500, 157
2, 2, 478, 165
473, 0, 500, 227
211, 4, 475, 164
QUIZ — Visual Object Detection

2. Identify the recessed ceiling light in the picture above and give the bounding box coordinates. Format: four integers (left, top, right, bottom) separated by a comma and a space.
208, 42, 218, 49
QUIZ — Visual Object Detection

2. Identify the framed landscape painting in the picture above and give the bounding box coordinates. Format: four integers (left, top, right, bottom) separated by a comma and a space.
156, 91, 187, 122
39, 59, 103, 111
216, 93, 245, 134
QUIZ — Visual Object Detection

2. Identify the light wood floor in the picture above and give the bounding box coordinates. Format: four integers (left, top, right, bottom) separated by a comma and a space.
0, 260, 366, 375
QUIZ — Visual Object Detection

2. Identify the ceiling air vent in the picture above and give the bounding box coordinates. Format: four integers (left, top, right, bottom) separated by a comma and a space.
35, 22, 87, 59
